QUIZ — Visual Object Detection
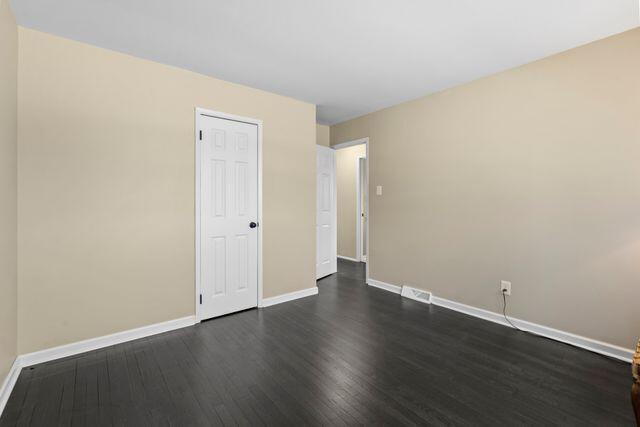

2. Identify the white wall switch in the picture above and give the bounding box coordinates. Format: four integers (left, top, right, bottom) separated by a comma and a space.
501, 280, 512, 296
376, 185, 383, 196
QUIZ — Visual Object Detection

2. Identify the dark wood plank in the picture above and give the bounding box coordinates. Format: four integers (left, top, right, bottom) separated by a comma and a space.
1, 258, 634, 426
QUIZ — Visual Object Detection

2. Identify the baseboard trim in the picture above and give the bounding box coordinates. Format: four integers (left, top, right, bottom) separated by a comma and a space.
19, 315, 196, 368
260, 287, 319, 308
367, 277, 633, 362
431, 296, 633, 362
0, 358, 21, 416
367, 278, 402, 294
337, 255, 359, 262
0, 287, 318, 414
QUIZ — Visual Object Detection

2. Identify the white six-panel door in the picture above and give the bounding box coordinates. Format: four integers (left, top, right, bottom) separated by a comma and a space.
316, 145, 337, 279
199, 114, 258, 319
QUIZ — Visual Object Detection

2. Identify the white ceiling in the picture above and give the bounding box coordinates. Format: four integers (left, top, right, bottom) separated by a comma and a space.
10, 0, 639, 124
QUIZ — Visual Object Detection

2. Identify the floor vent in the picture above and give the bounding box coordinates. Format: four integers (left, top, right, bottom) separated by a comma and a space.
401, 286, 432, 304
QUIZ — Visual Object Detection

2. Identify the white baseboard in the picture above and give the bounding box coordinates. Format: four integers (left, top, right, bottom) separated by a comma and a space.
431, 296, 634, 362
0, 315, 196, 417
367, 278, 402, 294
0, 358, 21, 416
0, 287, 317, 415
367, 277, 634, 363
337, 255, 359, 262
260, 286, 319, 308
19, 315, 196, 368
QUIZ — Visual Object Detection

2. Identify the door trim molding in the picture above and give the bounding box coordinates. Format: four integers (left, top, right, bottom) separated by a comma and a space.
355, 154, 366, 262
332, 137, 368, 150
195, 107, 263, 322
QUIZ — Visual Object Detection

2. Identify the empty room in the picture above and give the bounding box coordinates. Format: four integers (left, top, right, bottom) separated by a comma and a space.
1, 0, 640, 425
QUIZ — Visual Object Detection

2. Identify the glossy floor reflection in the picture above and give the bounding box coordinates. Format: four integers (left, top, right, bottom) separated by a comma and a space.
1, 258, 634, 425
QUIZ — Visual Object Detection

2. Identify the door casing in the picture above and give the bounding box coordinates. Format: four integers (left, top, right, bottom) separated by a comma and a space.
356, 155, 367, 262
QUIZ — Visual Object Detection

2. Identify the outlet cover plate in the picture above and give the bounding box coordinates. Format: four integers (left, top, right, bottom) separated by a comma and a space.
501, 280, 512, 296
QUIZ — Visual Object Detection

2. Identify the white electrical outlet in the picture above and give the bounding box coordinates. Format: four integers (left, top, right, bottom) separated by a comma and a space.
376, 185, 383, 196
501, 280, 512, 296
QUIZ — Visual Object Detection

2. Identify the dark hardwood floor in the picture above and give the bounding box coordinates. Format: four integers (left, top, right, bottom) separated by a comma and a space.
1, 259, 634, 426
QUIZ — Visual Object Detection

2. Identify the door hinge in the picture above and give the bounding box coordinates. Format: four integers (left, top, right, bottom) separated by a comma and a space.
199, 130, 202, 141
199, 294, 202, 304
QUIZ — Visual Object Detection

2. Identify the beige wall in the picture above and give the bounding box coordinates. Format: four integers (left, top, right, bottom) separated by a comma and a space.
331, 28, 640, 349
0, 0, 18, 384
316, 124, 330, 147
336, 144, 366, 259
17, 28, 316, 354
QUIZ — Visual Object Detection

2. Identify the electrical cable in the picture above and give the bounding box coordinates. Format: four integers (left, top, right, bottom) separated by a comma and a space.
501, 291, 523, 332
500, 289, 622, 363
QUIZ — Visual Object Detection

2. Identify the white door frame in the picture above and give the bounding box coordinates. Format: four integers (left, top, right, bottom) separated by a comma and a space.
194, 107, 263, 322
332, 137, 368, 150
333, 137, 369, 280
355, 155, 367, 262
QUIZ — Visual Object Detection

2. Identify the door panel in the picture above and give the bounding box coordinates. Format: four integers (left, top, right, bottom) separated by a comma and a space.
316, 146, 337, 279
200, 115, 258, 319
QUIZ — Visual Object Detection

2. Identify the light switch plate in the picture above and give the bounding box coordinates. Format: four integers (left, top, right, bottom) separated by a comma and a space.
376, 185, 382, 196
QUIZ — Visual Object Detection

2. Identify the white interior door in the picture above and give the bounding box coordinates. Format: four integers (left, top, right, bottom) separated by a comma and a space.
316, 145, 337, 279
199, 115, 258, 319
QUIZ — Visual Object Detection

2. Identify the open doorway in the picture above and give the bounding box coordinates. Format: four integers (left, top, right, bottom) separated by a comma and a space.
333, 138, 368, 271
315, 137, 369, 281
